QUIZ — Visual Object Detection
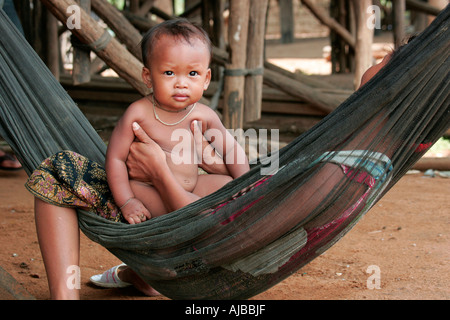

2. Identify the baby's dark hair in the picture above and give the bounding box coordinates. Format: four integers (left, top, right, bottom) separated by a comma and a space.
391, 34, 417, 59
141, 18, 212, 68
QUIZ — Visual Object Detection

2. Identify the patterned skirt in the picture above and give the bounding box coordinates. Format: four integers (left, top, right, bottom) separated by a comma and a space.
25, 151, 123, 222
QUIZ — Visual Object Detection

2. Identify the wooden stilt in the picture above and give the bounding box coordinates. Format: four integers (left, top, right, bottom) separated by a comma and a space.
244, 0, 268, 122
72, 0, 91, 85
279, 0, 294, 44
222, 0, 250, 129
46, 11, 60, 80
393, 0, 406, 48
352, 0, 373, 89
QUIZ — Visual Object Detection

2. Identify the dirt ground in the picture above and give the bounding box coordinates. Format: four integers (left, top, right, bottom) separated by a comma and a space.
1, 35, 449, 300
0, 165, 449, 300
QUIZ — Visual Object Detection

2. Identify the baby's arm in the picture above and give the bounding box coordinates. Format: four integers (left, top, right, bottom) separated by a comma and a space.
106, 104, 151, 224
201, 110, 250, 179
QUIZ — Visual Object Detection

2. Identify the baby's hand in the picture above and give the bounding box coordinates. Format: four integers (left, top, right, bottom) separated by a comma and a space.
121, 198, 152, 224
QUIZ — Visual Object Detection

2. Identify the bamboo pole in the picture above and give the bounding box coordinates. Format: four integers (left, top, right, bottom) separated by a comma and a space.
40, 0, 149, 95
244, 0, 268, 122
222, 0, 250, 129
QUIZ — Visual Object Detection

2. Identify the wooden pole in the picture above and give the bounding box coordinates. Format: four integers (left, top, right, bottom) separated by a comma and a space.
211, 0, 226, 51
352, 0, 373, 89
406, 0, 443, 17
46, 11, 60, 80
244, 0, 268, 122
279, 0, 294, 43
40, 0, 149, 95
222, 0, 250, 129
72, 0, 91, 85
393, 0, 406, 48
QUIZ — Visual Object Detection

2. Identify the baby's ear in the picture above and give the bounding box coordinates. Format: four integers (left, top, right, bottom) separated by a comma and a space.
142, 67, 152, 88
204, 68, 212, 90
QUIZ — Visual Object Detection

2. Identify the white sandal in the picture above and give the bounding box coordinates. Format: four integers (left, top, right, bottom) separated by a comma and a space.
89, 263, 132, 288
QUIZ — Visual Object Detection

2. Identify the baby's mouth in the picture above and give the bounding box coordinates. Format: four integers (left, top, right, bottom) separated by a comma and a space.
173, 94, 189, 102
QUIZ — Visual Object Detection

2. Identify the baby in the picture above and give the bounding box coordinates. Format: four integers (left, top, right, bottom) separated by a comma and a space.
106, 19, 249, 224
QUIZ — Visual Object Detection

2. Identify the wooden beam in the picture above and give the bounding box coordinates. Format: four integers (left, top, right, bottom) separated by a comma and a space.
300, 0, 355, 49
149, 6, 173, 20
406, 0, 442, 16
91, 0, 142, 60
136, 0, 155, 16
263, 68, 342, 114
264, 61, 336, 90
40, 0, 148, 95
123, 11, 158, 32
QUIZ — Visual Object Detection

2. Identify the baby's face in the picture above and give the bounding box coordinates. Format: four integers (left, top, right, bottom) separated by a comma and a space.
143, 35, 211, 112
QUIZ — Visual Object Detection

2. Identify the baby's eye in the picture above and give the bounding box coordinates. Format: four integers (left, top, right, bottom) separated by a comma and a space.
189, 71, 199, 76
164, 71, 174, 76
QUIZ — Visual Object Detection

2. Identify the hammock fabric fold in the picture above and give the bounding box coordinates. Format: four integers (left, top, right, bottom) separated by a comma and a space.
0, 7, 449, 299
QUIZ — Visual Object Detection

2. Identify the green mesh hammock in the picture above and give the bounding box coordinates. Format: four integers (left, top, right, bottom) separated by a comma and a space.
0, 7, 449, 300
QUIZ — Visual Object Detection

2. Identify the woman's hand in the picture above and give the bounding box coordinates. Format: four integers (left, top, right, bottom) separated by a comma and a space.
126, 122, 167, 183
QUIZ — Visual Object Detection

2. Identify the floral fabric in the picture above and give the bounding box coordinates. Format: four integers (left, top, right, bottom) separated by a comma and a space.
25, 151, 123, 222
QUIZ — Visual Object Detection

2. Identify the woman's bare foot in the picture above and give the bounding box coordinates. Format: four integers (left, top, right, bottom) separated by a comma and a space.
118, 266, 160, 296
0, 149, 22, 171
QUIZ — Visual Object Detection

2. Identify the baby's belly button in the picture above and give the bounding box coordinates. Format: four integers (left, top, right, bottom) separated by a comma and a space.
181, 178, 196, 191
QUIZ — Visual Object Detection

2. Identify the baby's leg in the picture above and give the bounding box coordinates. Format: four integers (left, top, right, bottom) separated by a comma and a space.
129, 180, 168, 217
193, 174, 233, 197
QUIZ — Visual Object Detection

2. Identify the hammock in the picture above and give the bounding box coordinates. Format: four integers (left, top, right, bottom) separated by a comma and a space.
1, 7, 449, 300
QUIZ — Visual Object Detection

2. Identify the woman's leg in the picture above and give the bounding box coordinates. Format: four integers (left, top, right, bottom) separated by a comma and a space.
34, 198, 80, 300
